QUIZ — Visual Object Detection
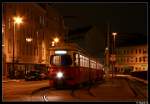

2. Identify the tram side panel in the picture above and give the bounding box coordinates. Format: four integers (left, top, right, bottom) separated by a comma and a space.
48, 49, 104, 87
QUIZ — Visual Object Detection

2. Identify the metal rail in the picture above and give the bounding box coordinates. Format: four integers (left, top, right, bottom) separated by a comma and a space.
126, 78, 147, 99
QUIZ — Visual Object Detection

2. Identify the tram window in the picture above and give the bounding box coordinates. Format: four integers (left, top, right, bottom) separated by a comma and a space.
50, 55, 72, 66
52, 56, 61, 65
73, 53, 79, 66
61, 55, 72, 66
80, 55, 83, 67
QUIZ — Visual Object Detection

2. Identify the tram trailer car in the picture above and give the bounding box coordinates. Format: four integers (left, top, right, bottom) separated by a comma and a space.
48, 43, 105, 88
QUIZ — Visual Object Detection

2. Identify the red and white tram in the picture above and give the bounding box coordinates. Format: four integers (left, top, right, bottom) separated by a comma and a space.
48, 43, 104, 88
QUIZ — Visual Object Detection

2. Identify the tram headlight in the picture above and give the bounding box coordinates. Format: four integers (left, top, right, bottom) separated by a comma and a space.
56, 72, 63, 78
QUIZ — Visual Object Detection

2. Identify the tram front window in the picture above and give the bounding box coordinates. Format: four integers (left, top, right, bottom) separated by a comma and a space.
50, 55, 72, 66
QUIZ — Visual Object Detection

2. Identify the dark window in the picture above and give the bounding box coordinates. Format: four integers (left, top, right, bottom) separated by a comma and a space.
139, 57, 141, 62
127, 50, 128, 54
130, 49, 133, 54
50, 55, 72, 66
8, 18, 11, 29
143, 57, 146, 62
124, 50, 126, 54
139, 49, 141, 54
136, 58, 137, 62
127, 57, 129, 62
8, 38, 11, 53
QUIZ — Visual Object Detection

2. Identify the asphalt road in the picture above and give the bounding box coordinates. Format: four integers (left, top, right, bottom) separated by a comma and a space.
2, 77, 148, 102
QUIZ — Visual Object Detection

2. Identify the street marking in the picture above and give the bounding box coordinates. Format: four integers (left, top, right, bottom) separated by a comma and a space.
43, 95, 48, 102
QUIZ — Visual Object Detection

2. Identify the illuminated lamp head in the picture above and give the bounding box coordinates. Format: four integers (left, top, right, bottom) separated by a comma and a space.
55, 50, 67, 55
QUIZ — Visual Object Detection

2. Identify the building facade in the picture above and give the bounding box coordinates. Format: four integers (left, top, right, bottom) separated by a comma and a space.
115, 44, 148, 73
2, 3, 65, 79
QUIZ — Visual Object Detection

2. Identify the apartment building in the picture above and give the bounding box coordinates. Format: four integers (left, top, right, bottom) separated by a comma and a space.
2, 3, 65, 79
115, 44, 148, 73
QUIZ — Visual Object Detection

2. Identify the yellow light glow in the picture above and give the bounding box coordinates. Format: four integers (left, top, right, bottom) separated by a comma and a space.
56, 72, 63, 78
54, 37, 59, 43
112, 32, 117, 36
52, 41, 55, 46
2, 24, 5, 33
55, 50, 67, 54
26, 38, 32, 42
13, 16, 23, 24
105, 47, 109, 50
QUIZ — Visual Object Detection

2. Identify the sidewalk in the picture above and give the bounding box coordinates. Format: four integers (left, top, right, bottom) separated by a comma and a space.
115, 74, 148, 84
89, 77, 147, 101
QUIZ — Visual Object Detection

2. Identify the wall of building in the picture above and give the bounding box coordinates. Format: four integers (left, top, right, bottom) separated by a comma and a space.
115, 44, 148, 73
2, 3, 65, 79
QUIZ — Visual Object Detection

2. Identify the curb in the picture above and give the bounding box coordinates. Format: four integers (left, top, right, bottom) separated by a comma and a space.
116, 74, 148, 84
2, 80, 24, 83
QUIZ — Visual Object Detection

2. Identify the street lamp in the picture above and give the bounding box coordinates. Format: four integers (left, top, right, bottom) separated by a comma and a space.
26, 38, 33, 42
53, 37, 59, 46
112, 32, 117, 78
54, 37, 59, 43
51, 41, 55, 46
112, 32, 117, 51
12, 16, 23, 78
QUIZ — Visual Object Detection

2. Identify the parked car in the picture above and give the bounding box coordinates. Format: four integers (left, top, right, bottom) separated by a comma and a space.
25, 70, 41, 81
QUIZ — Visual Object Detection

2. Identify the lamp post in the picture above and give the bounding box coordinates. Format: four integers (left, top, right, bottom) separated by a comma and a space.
112, 32, 117, 51
112, 32, 117, 78
12, 16, 23, 78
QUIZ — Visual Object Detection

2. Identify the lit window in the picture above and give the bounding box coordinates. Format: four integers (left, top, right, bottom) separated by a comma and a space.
53, 56, 61, 65
75, 53, 79, 66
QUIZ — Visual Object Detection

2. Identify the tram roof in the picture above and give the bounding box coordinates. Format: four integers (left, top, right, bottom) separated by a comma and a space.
49, 42, 100, 61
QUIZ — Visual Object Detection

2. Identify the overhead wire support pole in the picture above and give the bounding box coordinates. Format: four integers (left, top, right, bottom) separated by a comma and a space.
105, 21, 110, 79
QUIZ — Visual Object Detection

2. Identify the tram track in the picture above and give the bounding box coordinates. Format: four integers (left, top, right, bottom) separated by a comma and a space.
69, 80, 106, 99
30, 78, 147, 101
31, 87, 96, 101
30, 80, 105, 101
126, 78, 147, 99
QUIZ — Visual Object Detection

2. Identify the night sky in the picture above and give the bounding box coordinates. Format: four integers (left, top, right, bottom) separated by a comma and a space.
49, 3, 148, 59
